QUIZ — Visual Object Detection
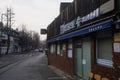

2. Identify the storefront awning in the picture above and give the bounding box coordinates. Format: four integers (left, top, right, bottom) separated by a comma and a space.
47, 19, 113, 43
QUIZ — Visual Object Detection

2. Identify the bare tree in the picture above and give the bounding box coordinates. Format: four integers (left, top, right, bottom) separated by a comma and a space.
32, 32, 40, 49
19, 24, 40, 52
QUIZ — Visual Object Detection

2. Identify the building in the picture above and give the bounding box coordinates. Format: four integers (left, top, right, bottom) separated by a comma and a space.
0, 27, 21, 54
47, 0, 120, 80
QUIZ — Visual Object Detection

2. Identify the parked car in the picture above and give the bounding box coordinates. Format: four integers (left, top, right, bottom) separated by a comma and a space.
39, 48, 43, 52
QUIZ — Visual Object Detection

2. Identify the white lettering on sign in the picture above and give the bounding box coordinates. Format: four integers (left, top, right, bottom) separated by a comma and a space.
60, 8, 100, 34
88, 25, 103, 32
81, 8, 99, 23
76, 16, 82, 27
60, 20, 75, 34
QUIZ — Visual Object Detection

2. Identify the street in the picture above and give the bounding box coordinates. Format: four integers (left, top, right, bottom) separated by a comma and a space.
0, 52, 67, 80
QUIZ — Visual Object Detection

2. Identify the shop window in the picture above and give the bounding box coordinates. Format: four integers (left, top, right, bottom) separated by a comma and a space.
57, 43, 61, 55
50, 44, 54, 54
96, 29, 113, 67
67, 40, 73, 58
58, 43, 66, 56
50, 44, 56, 54
53, 44, 56, 53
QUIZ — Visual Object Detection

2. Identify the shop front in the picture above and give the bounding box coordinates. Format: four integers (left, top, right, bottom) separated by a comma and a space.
47, 18, 113, 79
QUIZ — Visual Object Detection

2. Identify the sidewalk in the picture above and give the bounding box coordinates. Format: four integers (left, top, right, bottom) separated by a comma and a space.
49, 65, 73, 80
0, 55, 16, 68
0, 53, 29, 69
49, 65, 82, 80
0, 53, 82, 80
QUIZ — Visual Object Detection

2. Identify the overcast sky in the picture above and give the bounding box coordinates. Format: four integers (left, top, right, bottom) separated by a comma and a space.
0, 0, 73, 40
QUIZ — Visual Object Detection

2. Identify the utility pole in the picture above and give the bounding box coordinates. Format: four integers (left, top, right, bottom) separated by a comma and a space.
6, 8, 15, 28
5, 8, 15, 54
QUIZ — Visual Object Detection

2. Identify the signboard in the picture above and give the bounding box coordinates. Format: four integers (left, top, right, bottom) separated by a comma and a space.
60, 8, 100, 34
100, 0, 114, 14
59, 0, 114, 34
76, 16, 81, 27
41, 29, 47, 34
81, 8, 99, 23
114, 33, 120, 42
114, 43, 120, 52
60, 20, 75, 34
47, 19, 112, 43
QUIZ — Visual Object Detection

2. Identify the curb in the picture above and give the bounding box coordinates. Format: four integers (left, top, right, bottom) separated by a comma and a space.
0, 62, 14, 69
0, 60, 21, 75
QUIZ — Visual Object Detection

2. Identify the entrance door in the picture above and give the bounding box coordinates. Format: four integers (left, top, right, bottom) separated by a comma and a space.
75, 41, 83, 77
82, 38, 91, 80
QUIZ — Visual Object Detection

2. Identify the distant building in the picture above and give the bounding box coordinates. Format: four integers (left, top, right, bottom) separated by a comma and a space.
0, 22, 3, 28
0, 26, 21, 54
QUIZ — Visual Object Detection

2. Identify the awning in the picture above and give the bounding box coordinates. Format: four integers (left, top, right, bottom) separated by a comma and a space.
47, 19, 113, 43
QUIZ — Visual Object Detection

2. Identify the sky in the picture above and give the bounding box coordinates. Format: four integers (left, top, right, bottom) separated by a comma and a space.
0, 0, 73, 40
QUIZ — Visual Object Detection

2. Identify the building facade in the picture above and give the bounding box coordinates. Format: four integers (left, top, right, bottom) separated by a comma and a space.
0, 27, 21, 54
47, 0, 120, 80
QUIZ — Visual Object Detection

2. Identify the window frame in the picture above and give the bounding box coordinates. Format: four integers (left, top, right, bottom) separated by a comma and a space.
57, 42, 61, 55
95, 29, 113, 67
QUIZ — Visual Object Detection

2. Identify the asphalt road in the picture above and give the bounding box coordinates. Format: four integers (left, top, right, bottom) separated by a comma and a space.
0, 52, 66, 80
